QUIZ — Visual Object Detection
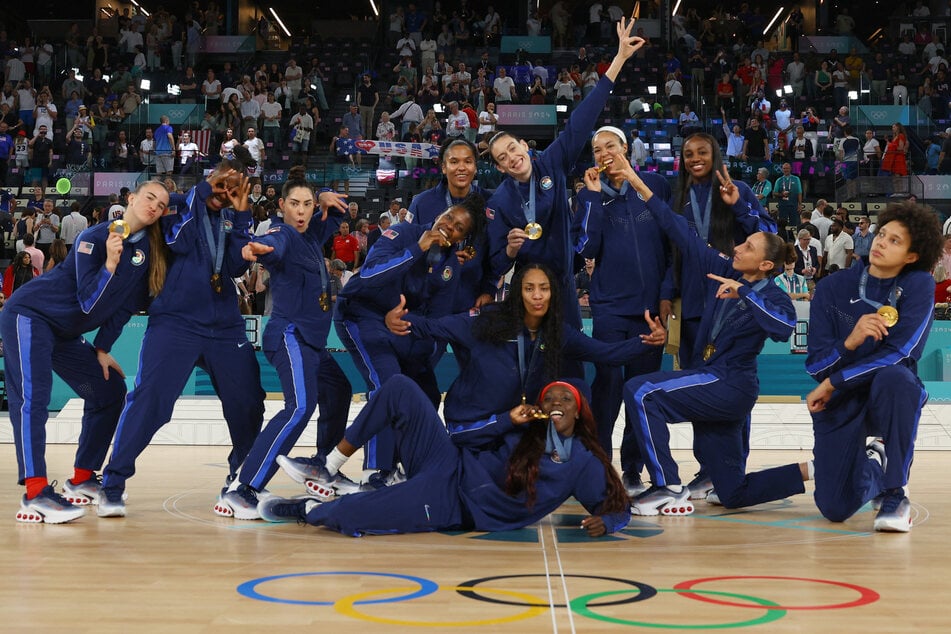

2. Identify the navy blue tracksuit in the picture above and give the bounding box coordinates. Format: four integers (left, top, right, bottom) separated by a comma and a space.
1, 223, 153, 483
672, 179, 775, 367
333, 221, 462, 470
409, 181, 495, 312
486, 76, 620, 330
807, 265, 933, 522
623, 195, 804, 508
572, 173, 672, 475
304, 375, 631, 536
103, 181, 265, 492
237, 211, 353, 492
405, 308, 661, 439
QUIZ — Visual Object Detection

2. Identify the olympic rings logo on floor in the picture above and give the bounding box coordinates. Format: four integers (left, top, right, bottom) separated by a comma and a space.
236, 571, 880, 629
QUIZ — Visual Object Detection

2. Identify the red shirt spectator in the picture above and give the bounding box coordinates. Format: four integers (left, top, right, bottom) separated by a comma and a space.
333, 222, 360, 269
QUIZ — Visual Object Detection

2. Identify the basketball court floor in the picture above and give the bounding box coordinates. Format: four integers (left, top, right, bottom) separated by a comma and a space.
1, 401, 948, 632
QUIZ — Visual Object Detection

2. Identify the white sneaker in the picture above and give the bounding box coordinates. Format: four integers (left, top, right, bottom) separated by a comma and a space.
16, 485, 85, 524
873, 489, 912, 533
631, 486, 695, 516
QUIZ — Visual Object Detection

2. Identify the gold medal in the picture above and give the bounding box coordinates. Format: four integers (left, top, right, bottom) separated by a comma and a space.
463, 245, 477, 258
703, 344, 716, 361
109, 219, 131, 240
210, 273, 223, 293
319, 292, 330, 312
877, 305, 899, 328
525, 222, 543, 240
530, 408, 550, 420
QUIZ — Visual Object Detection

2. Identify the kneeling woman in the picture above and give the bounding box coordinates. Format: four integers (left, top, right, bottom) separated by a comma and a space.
261, 375, 631, 537
620, 167, 810, 516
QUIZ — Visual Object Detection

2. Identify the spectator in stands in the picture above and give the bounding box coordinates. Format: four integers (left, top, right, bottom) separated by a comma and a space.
493, 66, 516, 104
388, 77, 411, 110
664, 72, 684, 118
58, 202, 87, 253
240, 89, 262, 140
861, 129, 882, 176
333, 222, 361, 272
243, 128, 265, 177
202, 68, 222, 114
528, 77, 547, 104
751, 167, 772, 208
629, 129, 647, 169
3, 251, 35, 297
27, 124, 53, 188
774, 162, 803, 236
851, 216, 874, 266
259, 92, 282, 155
376, 112, 396, 142
821, 218, 853, 275
63, 126, 90, 169
678, 104, 701, 137
418, 68, 441, 109
478, 102, 497, 140
33, 199, 60, 258
155, 115, 176, 177
177, 131, 201, 175
741, 116, 769, 165
554, 70, 576, 111
441, 81, 467, 110
715, 73, 735, 114
330, 126, 355, 195
391, 96, 425, 139
357, 75, 379, 142
880, 122, 910, 191
419, 108, 443, 143
394, 56, 419, 94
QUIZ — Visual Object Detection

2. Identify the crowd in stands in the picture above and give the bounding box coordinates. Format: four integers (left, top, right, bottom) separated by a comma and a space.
2, 1, 951, 312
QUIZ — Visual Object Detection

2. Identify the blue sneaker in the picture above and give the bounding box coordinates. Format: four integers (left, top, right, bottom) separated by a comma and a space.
16, 484, 85, 524
62, 474, 102, 506
873, 488, 912, 532
258, 496, 321, 523
276, 455, 359, 499
214, 484, 262, 520
364, 468, 407, 490
686, 474, 714, 501
97, 486, 127, 518
631, 486, 695, 516
623, 473, 649, 497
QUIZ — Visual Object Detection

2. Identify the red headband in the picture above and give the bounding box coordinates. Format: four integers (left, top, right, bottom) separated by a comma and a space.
538, 381, 582, 409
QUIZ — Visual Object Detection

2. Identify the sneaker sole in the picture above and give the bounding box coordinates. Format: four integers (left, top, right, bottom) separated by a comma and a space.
213, 498, 261, 520
63, 493, 95, 506
97, 506, 127, 518
632, 500, 695, 516
212, 500, 234, 517
16, 506, 85, 524
873, 518, 912, 533
304, 480, 337, 501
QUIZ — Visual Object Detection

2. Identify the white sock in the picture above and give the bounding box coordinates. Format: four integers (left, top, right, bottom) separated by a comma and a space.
807, 460, 815, 481
324, 448, 348, 476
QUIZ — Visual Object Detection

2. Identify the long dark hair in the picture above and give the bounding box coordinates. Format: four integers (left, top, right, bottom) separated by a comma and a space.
504, 383, 629, 513
472, 263, 562, 379
674, 133, 738, 255
9, 251, 35, 293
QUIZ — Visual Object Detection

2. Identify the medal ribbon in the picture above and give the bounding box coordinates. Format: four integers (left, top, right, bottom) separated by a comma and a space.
857, 267, 898, 310
709, 278, 771, 344
545, 422, 573, 462
689, 184, 713, 241
516, 332, 539, 401
192, 187, 226, 280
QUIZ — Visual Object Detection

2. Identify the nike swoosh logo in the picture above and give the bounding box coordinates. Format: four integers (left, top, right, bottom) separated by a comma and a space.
849, 298, 863, 304
238, 341, 249, 348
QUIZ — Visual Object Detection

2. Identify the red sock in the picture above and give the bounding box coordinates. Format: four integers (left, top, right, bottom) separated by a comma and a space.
25, 477, 49, 500
72, 468, 94, 485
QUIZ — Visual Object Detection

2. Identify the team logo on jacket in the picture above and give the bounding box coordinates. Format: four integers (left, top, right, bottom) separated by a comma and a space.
485, 207, 495, 220
131, 249, 146, 266
540, 176, 553, 190
636, 191, 645, 201
77, 241, 94, 254
383, 229, 399, 239
441, 266, 453, 281
266, 227, 281, 234
223, 220, 234, 232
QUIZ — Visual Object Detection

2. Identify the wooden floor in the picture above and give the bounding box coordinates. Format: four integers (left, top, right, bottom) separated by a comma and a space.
1, 443, 948, 633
